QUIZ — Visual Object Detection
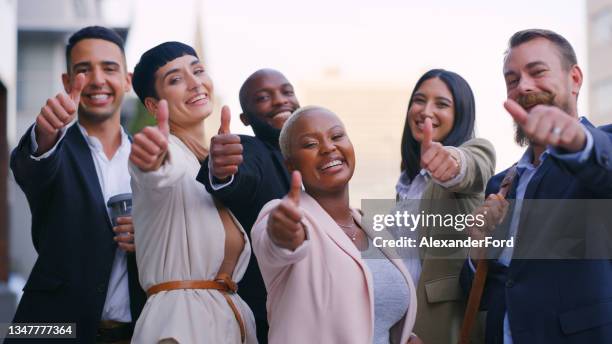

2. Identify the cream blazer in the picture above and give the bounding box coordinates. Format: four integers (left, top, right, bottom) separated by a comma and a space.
130, 136, 257, 344
252, 191, 417, 344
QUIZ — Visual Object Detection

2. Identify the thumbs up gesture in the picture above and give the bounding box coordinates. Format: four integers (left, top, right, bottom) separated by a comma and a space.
34, 73, 86, 154
267, 171, 306, 251
130, 100, 170, 172
420, 118, 462, 182
209, 106, 243, 181
468, 193, 510, 260
504, 98, 586, 152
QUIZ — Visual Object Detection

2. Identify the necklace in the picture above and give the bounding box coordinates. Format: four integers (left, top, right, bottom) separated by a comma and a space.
336, 219, 357, 241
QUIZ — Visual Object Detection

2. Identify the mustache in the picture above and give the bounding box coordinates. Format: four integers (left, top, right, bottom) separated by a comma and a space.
516, 92, 555, 109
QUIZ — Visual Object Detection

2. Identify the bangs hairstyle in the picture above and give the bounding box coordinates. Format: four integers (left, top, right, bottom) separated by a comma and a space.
132, 41, 198, 105
400, 69, 476, 180
279, 105, 334, 159
506, 29, 577, 71
65, 26, 125, 72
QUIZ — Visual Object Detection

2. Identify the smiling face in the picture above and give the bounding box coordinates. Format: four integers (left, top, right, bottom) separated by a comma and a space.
503, 37, 581, 115
286, 109, 355, 194
407, 77, 455, 143
63, 38, 131, 123
147, 55, 213, 127
503, 37, 582, 145
241, 70, 300, 129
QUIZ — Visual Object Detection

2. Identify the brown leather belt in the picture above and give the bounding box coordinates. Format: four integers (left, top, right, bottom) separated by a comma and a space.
147, 273, 246, 342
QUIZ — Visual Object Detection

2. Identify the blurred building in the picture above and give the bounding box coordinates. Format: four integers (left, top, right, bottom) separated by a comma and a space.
8, 0, 132, 315
587, 0, 612, 125
297, 68, 416, 207
0, 0, 18, 325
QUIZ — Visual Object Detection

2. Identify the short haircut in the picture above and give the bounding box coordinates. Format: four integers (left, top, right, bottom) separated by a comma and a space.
400, 69, 476, 180
132, 41, 198, 105
506, 29, 577, 70
279, 105, 335, 159
238, 68, 288, 113
65, 26, 125, 72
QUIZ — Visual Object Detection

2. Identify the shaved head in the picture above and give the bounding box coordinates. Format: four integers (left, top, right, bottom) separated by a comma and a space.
239, 68, 290, 111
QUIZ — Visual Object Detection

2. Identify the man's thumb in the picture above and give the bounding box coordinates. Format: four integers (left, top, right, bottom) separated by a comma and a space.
219, 105, 231, 135
156, 100, 170, 137
504, 99, 528, 126
70, 73, 86, 103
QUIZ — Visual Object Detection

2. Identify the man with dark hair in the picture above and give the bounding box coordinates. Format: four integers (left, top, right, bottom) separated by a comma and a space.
462, 29, 612, 343
9, 26, 145, 343
196, 68, 300, 342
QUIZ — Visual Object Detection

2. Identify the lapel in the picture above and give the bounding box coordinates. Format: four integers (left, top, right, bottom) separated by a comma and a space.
301, 192, 365, 270
523, 157, 554, 200
300, 193, 375, 332
65, 125, 113, 231
509, 156, 555, 274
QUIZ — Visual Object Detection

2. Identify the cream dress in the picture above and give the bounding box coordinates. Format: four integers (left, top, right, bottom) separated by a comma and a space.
129, 135, 257, 344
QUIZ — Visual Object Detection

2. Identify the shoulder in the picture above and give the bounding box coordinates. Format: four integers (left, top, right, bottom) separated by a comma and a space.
238, 134, 260, 146
459, 137, 495, 155
486, 167, 512, 195
239, 134, 267, 152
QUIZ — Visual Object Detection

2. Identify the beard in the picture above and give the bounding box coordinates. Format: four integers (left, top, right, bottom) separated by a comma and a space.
513, 92, 556, 147
513, 123, 529, 147
246, 112, 282, 146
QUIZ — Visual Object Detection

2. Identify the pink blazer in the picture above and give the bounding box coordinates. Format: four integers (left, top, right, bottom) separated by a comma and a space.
252, 191, 417, 344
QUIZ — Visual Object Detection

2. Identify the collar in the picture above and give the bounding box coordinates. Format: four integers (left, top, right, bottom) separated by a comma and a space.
77, 123, 130, 152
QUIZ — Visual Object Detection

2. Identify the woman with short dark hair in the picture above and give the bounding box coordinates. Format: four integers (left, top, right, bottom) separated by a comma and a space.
129, 42, 257, 344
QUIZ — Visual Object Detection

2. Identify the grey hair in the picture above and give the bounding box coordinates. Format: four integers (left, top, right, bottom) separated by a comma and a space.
279, 105, 333, 159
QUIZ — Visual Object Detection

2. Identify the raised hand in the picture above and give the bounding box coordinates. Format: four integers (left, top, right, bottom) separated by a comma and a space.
504, 98, 586, 152
468, 193, 509, 260
129, 100, 170, 172
209, 106, 243, 181
267, 171, 306, 251
420, 118, 461, 182
34, 73, 86, 154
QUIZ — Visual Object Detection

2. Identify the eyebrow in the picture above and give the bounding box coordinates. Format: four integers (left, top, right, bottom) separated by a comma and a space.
297, 124, 344, 140
162, 59, 201, 81
413, 92, 452, 103
72, 60, 120, 71
525, 61, 549, 69
504, 61, 549, 78
254, 83, 293, 94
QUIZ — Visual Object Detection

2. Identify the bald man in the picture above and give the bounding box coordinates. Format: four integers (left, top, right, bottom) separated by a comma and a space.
197, 69, 300, 343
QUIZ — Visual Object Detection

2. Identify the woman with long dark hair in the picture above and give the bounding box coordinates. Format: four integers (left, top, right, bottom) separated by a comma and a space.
397, 69, 495, 344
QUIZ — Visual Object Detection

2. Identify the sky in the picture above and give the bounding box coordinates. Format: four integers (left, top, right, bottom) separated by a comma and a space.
103, 0, 588, 173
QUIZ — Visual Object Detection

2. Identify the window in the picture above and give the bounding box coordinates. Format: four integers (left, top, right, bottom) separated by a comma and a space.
593, 8, 612, 46
594, 78, 612, 116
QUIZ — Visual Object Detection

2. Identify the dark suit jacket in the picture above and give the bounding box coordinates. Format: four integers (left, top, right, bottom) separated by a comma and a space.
197, 135, 290, 333
461, 122, 612, 344
8, 125, 146, 343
